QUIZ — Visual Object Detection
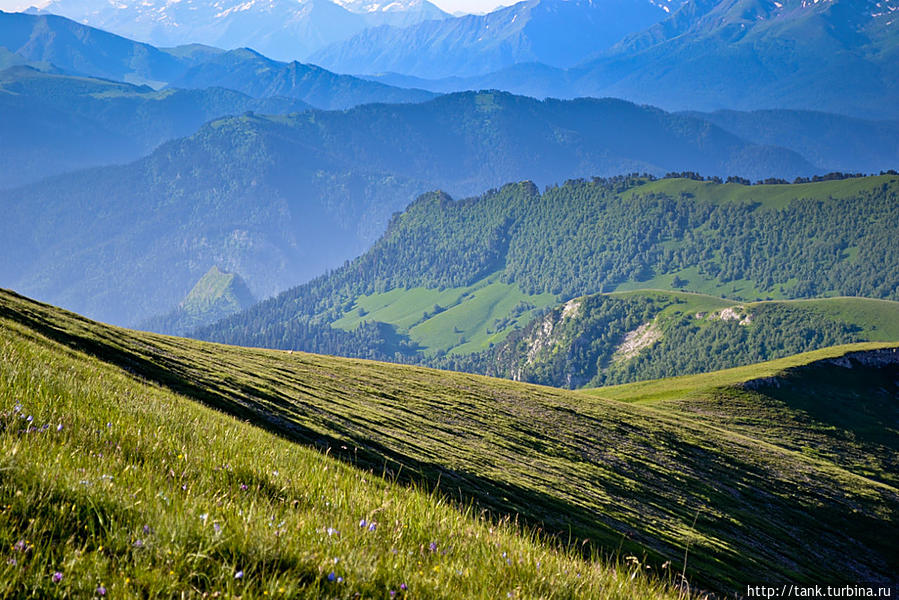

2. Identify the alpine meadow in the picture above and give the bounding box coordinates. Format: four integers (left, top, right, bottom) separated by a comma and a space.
1, 0, 897, 598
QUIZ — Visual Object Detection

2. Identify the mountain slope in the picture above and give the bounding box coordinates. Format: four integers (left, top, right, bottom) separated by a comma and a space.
35, 0, 366, 61
0, 91, 817, 326
365, 0, 899, 118
169, 47, 436, 110
0, 10, 436, 110
2, 288, 896, 592
589, 345, 899, 488
197, 174, 899, 369
0, 289, 668, 600
472, 291, 899, 388
311, 0, 683, 78
0, 9, 190, 86
680, 109, 899, 174
0, 65, 309, 188
570, 0, 899, 117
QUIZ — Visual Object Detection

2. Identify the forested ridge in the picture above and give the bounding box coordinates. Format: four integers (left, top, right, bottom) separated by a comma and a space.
197, 174, 899, 383
446, 293, 888, 388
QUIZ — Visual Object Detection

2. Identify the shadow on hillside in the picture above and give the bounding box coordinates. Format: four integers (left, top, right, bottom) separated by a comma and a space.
0, 294, 654, 557
3, 290, 898, 594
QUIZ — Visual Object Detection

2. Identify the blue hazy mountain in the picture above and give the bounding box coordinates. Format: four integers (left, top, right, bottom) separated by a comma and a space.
353, 0, 899, 118
0, 90, 816, 326
0, 65, 310, 188
0, 9, 193, 86
35, 0, 448, 62
681, 109, 899, 174
0, 11, 438, 107
570, 0, 899, 117
169, 48, 436, 110
311, 0, 684, 78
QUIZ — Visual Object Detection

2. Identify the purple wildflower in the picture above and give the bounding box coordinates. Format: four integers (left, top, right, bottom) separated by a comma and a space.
390, 592, 396, 598
143, 525, 151, 535
133, 539, 143, 548
429, 542, 437, 552
13, 540, 25, 552
327, 572, 336, 582
96, 585, 107, 596
57, 424, 63, 432
359, 519, 367, 528
51, 571, 63, 583
368, 522, 377, 532
7, 558, 17, 566
234, 570, 244, 579
213, 523, 221, 534
400, 583, 407, 590
240, 484, 248, 491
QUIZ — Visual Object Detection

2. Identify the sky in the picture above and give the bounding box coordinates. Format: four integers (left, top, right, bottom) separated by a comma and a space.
0, 0, 515, 14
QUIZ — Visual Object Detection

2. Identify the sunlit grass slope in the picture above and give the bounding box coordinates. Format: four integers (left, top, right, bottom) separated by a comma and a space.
1, 289, 897, 594
332, 275, 558, 355
0, 294, 678, 599
585, 344, 899, 487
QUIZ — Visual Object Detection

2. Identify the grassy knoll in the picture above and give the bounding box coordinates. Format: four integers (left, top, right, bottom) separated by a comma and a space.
2, 289, 897, 594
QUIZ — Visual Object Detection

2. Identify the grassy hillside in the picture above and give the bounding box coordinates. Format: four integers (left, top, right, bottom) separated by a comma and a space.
584, 345, 899, 488
3, 289, 897, 593
0, 294, 668, 599
331, 275, 558, 355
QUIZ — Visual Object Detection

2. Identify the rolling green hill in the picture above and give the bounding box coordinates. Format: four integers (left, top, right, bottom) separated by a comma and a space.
2, 288, 897, 593
200, 175, 899, 384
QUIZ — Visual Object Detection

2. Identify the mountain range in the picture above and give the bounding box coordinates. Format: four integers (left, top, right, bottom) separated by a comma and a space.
355, 0, 899, 118
310, 0, 685, 78
0, 65, 309, 188
34, 0, 449, 61
0, 91, 823, 326
0, 10, 435, 105
168, 47, 436, 109
0, 10, 435, 185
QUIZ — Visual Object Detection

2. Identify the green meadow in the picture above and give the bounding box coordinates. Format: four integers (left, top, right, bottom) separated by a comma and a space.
2, 289, 896, 596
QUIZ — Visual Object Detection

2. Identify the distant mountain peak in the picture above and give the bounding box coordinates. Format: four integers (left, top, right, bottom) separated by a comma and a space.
334, 0, 446, 14
38, 0, 447, 60
180, 265, 255, 315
